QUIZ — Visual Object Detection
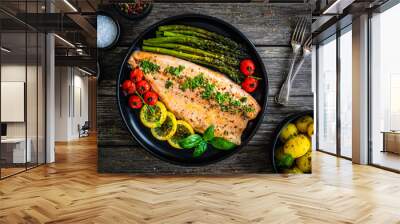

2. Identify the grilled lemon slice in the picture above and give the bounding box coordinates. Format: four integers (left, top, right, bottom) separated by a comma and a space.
140, 101, 167, 128
151, 112, 177, 141
168, 120, 195, 149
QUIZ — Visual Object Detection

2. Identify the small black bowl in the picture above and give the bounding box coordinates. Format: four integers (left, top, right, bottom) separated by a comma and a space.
97, 10, 120, 50
113, 1, 153, 20
271, 110, 314, 173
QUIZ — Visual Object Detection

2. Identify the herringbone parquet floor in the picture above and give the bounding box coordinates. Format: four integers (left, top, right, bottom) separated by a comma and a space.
1, 135, 400, 224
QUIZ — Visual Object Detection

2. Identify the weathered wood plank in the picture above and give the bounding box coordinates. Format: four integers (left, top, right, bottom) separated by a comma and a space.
99, 3, 311, 47
98, 145, 273, 174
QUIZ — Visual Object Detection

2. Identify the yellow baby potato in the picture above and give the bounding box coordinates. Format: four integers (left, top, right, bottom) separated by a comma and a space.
280, 123, 298, 142
283, 166, 303, 174
296, 150, 311, 173
283, 134, 310, 158
307, 123, 314, 137
295, 116, 313, 133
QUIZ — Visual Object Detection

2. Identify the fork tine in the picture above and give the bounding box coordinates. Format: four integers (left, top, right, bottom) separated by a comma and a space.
299, 18, 307, 43
305, 36, 312, 47
292, 17, 302, 41
293, 17, 306, 43
297, 17, 305, 40
292, 22, 297, 41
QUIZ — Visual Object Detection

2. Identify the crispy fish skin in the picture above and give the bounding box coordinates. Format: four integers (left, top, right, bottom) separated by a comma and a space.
128, 50, 261, 145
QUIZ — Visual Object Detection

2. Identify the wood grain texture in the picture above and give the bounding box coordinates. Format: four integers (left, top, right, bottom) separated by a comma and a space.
1, 136, 400, 223
97, 2, 313, 173
105, 3, 311, 46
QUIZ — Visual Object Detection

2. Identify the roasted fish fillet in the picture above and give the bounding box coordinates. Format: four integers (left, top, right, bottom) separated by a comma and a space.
128, 51, 261, 145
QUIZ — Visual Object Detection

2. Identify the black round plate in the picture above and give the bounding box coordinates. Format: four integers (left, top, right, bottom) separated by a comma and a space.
271, 110, 314, 173
117, 14, 269, 166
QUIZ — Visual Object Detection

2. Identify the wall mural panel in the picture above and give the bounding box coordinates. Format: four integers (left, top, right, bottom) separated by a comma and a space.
97, 2, 314, 174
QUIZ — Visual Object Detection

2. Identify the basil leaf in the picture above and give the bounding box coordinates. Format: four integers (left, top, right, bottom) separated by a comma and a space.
178, 134, 202, 149
193, 141, 207, 157
210, 137, 237, 150
203, 125, 215, 142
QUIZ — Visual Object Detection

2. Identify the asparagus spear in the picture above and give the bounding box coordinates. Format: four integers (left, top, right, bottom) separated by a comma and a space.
141, 46, 243, 83
162, 31, 247, 57
155, 31, 164, 37
142, 45, 224, 67
169, 30, 211, 40
142, 42, 239, 66
158, 25, 244, 51
144, 35, 247, 59
191, 59, 243, 83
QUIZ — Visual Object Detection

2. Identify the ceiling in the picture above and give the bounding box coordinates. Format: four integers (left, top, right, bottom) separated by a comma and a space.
312, 0, 391, 43
0, 0, 97, 73
0, 0, 98, 14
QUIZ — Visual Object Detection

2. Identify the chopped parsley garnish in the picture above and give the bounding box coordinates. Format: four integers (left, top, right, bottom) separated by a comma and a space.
230, 99, 241, 107
243, 105, 255, 113
165, 80, 173, 89
180, 73, 205, 91
201, 82, 215, 100
178, 73, 255, 116
180, 79, 191, 91
215, 92, 229, 104
138, 59, 160, 74
191, 74, 206, 89
164, 65, 185, 76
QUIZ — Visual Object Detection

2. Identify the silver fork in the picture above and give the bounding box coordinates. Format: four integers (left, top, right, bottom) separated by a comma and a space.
290, 36, 312, 83
275, 18, 307, 105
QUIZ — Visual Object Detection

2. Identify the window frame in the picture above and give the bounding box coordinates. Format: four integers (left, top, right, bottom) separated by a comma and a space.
316, 24, 353, 160
367, 0, 400, 173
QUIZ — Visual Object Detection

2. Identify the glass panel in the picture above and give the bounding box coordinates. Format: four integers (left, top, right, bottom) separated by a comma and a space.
317, 36, 337, 154
0, 0, 46, 178
371, 4, 400, 171
339, 28, 352, 158
1, 30, 27, 177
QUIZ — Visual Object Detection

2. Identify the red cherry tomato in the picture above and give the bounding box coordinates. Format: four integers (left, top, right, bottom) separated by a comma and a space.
240, 59, 255, 76
144, 91, 158, 106
241, 77, 258, 93
128, 95, 142, 109
130, 68, 144, 83
121, 80, 136, 95
136, 80, 150, 94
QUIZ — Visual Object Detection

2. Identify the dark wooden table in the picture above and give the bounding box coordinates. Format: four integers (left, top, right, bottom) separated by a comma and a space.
97, 2, 312, 174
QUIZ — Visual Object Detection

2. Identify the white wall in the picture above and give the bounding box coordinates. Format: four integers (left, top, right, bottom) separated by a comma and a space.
55, 66, 69, 141
1, 65, 40, 138
54, 66, 89, 141
72, 72, 89, 138
1, 65, 26, 137
1, 63, 46, 164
